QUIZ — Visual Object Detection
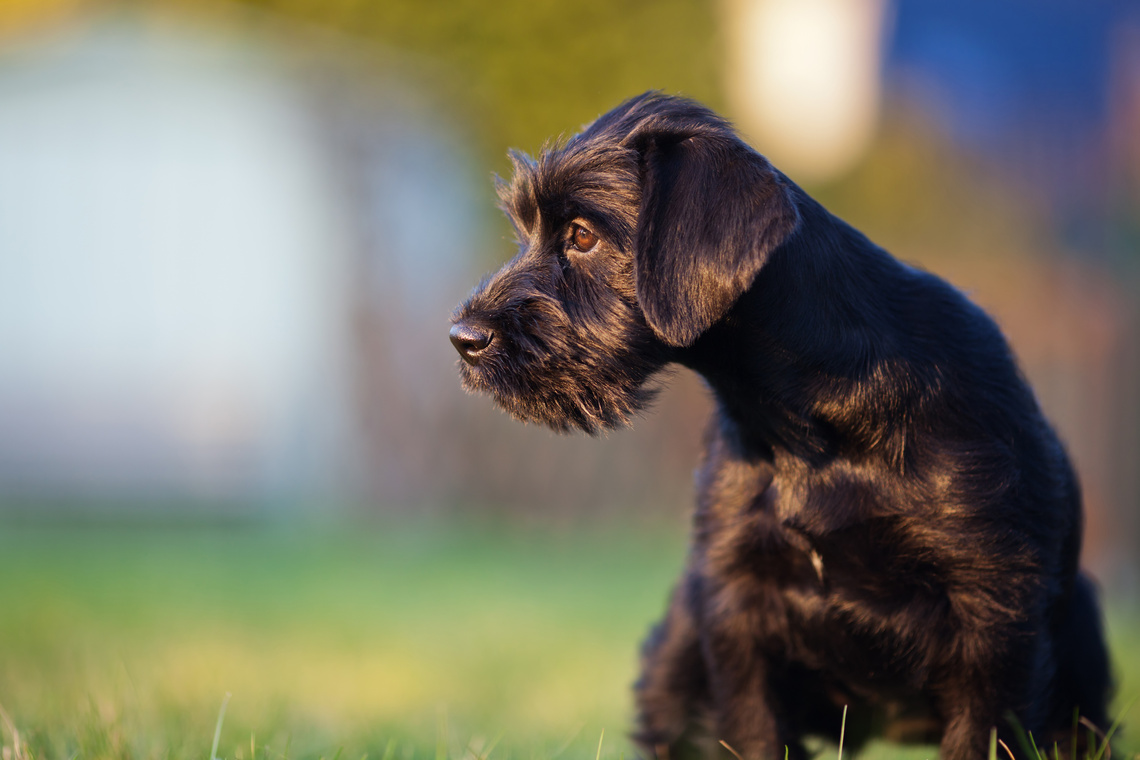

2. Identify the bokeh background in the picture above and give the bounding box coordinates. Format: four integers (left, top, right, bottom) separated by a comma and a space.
0, 1, 1138, 758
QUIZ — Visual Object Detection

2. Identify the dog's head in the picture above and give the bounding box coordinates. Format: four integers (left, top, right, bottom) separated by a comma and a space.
450, 92, 800, 433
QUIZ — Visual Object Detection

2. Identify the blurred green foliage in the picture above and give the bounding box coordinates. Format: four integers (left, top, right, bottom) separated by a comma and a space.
163, 0, 723, 172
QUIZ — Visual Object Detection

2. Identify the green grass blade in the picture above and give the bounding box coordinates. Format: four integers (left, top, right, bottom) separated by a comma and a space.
718, 741, 743, 760
1088, 695, 1135, 760
837, 704, 847, 760
210, 692, 232, 760
1006, 710, 1037, 760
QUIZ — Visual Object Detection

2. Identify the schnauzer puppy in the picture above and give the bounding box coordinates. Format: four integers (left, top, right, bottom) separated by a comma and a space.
449, 93, 1110, 760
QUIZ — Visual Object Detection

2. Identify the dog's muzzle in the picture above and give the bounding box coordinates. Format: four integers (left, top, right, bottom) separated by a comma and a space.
449, 320, 494, 365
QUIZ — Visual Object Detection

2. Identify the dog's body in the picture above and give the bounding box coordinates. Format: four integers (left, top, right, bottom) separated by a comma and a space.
450, 93, 1110, 760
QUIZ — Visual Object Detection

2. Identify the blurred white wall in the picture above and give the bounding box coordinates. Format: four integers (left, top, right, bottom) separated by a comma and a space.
0, 21, 357, 500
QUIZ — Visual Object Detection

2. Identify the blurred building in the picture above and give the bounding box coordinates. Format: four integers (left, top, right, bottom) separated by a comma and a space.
0, 19, 485, 505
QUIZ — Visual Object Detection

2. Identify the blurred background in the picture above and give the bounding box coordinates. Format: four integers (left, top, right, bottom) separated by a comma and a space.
0, 1, 1137, 758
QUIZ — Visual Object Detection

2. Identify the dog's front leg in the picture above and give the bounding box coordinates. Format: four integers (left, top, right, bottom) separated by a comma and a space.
932, 591, 1055, 760
634, 573, 709, 760
700, 605, 801, 760
935, 681, 1028, 760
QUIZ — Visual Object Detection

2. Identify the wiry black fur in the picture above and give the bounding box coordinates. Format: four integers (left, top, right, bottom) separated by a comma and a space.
450, 92, 1111, 760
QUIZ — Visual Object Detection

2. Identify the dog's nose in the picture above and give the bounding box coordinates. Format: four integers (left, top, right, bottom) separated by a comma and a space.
450, 321, 494, 364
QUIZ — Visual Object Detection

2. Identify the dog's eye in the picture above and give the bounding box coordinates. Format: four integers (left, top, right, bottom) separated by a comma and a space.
569, 223, 599, 253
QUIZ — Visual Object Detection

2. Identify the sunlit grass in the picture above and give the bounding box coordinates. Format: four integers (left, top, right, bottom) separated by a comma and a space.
0, 517, 1135, 760
0, 518, 687, 759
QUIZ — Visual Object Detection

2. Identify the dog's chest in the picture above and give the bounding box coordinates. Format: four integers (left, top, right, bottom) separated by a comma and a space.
695, 452, 941, 689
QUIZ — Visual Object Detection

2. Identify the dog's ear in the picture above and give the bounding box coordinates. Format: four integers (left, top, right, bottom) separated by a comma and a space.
629, 124, 800, 347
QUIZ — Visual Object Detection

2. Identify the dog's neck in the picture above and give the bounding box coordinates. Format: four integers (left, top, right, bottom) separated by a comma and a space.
677, 194, 913, 467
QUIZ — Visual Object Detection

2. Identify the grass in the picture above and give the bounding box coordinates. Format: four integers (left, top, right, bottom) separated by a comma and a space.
0, 517, 1136, 760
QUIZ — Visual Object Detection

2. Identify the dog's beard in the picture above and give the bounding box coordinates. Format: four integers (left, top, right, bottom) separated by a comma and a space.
453, 273, 671, 434
456, 348, 661, 434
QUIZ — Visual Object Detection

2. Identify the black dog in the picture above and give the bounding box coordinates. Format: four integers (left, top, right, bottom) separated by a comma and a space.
449, 93, 1110, 760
